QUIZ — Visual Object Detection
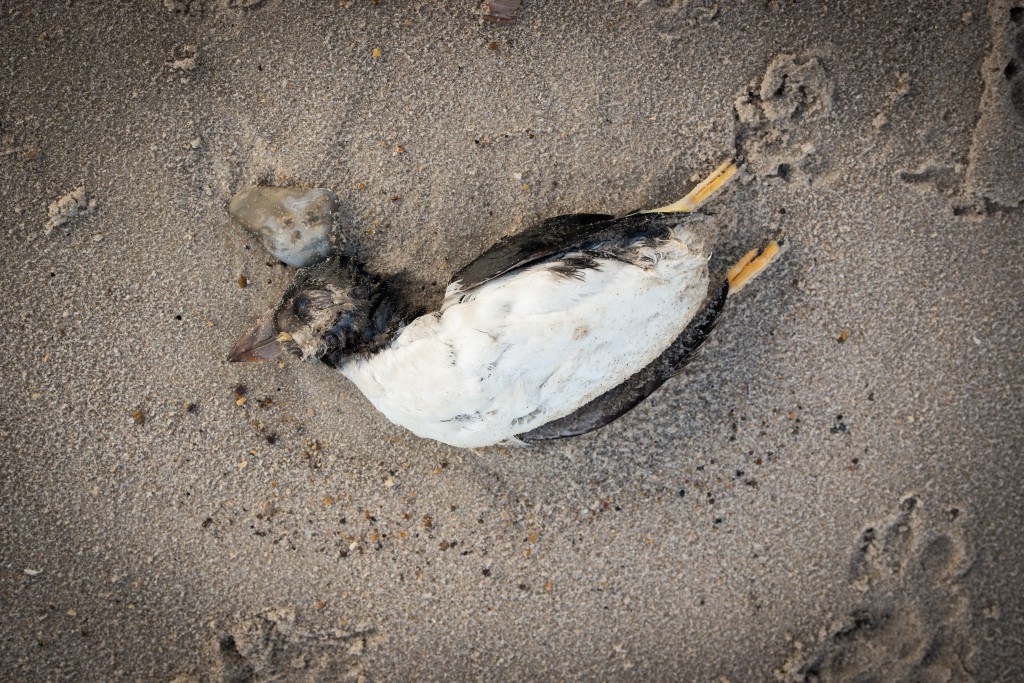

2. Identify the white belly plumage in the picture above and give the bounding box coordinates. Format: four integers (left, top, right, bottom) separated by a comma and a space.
339, 232, 709, 448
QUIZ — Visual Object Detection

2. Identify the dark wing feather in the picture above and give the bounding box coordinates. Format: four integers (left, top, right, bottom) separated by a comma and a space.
450, 213, 681, 293
520, 280, 729, 442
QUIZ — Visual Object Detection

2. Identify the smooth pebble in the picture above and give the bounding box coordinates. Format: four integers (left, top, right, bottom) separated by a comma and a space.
228, 186, 339, 267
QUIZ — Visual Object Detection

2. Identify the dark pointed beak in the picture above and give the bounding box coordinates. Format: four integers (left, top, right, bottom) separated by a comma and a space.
227, 312, 290, 362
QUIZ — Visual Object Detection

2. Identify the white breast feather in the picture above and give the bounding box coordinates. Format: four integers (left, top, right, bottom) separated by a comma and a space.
340, 229, 709, 448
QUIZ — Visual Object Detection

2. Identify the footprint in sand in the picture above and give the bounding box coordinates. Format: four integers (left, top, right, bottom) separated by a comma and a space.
733, 53, 834, 185
198, 607, 383, 682
965, 0, 1024, 207
776, 495, 975, 683
896, 161, 963, 197
641, 0, 721, 41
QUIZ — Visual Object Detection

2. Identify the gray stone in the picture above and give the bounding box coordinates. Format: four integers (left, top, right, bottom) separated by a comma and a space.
228, 186, 339, 267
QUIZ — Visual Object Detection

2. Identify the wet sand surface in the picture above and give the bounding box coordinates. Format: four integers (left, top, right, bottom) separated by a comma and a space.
2, 1, 1022, 680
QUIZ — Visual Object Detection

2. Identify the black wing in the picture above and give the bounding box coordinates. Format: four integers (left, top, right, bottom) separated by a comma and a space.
450, 213, 681, 293
520, 280, 729, 442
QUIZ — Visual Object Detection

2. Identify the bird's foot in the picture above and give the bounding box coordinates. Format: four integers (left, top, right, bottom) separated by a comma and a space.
644, 159, 739, 214
727, 239, 786, 296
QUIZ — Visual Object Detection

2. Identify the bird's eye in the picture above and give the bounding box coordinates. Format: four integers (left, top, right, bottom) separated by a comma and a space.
292, 296, 312, 319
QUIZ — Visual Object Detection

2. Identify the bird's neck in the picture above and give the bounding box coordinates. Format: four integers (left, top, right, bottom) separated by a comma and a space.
321, 272, 421, 368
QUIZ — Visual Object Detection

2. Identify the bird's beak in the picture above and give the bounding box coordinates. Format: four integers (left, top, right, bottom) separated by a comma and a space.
227, 313, 292, 362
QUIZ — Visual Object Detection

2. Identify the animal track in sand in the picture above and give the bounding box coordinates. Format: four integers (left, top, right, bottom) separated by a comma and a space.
224, 0, 268, 9
733, 53, 833, 184
965, 0, 1024, 206
207, 607, 383, 682
641, 0, 721, 40
896, 161, 963, 196
1004, 4, 1024, 117
776, 495, 975, 683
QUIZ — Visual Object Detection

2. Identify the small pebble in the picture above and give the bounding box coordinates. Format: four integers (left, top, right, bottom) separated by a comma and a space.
228, 187, 339, 267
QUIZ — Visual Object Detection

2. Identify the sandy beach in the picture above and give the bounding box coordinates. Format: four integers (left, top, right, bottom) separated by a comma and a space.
2, 0, 1022, 680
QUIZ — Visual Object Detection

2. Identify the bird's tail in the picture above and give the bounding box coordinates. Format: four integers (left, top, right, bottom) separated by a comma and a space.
726, 239, 787, 296
643, 159, 739, 214
642, 158, 785, 295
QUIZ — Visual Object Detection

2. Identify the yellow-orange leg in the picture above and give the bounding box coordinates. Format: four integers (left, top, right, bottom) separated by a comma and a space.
727, 240, 786, 296
643, 159, 739, 214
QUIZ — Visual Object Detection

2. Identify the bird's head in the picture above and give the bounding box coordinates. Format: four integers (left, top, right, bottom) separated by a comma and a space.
227, 255, 379, 364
